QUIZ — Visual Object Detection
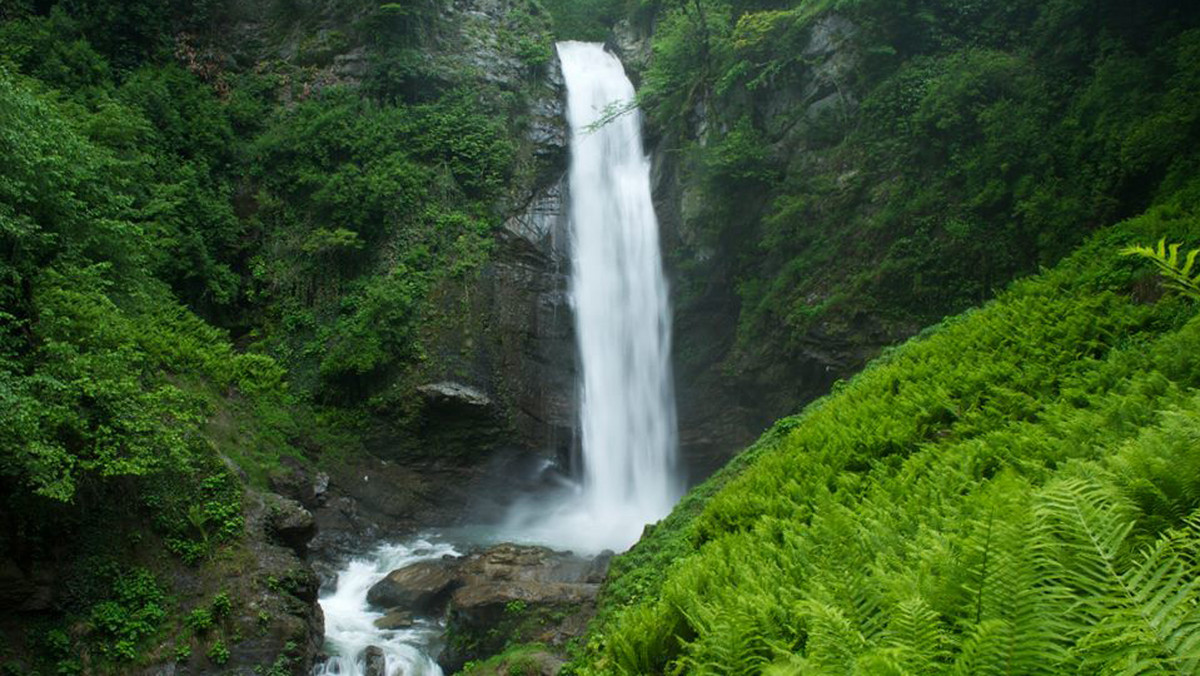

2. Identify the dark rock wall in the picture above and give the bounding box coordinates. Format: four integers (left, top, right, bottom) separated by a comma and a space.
609, 17, 892, 481
401, 9, 577, 464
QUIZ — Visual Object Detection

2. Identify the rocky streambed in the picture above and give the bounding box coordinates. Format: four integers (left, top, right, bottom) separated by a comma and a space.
314, 538, 611, 675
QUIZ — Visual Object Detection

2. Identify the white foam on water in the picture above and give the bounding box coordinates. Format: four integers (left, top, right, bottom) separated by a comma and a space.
313, 539, 458, 676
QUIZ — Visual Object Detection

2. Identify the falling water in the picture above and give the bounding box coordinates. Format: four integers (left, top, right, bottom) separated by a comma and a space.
504, 41, 680, 554
562, 40, 680, 547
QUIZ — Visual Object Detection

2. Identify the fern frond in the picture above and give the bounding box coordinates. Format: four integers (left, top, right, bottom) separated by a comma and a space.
1039, 478, 1200, 673
853, 647, 915, 675
1036, 478, 1137, 604
1121, 239, 1200, 300
1075, 536, 1200, 673
1180, 248, 1198, 278
798, 600, 867, 675
952, 619, 1018, 676
882, 596, 948, 673
954, 494, 1072, 674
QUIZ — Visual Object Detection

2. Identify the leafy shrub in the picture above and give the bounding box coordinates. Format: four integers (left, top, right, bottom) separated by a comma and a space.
210, 592, 232, 618
206, 639, 230, 665
185, 608, 214, 633
86, 567, 166, 661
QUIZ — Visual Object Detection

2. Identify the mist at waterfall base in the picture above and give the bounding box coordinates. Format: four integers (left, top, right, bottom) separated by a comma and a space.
499, 41, 682, 555
313, 41, 679, 674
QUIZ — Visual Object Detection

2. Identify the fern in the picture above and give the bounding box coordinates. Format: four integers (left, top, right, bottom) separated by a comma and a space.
1121, 239, 1200, 300
1037, 478, 1200, 673
953, 619, 1023, 676
952, 497, 1072, 675
881, 597, 948, 673
797, 600, 867, 674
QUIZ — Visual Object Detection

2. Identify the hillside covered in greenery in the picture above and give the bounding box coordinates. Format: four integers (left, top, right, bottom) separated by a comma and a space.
571, 182, 1200, 673
0, 0, 557, 670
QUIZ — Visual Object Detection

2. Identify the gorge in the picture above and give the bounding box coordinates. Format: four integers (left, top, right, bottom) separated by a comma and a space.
2, 0, 1200, 673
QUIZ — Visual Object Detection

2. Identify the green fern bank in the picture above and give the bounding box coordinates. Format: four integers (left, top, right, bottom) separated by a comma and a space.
568, 181, 1200, 674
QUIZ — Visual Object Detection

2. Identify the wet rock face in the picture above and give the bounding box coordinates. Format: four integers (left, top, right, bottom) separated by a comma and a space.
390, 33, 574, 468
423, 58, 575, 462
480, 55, 574, 457
638, 15, 873, 482
607, 19, 654, 84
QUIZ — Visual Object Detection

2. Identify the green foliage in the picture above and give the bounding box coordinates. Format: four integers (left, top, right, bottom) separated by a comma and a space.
185, 608, 214, 634
541, 0, 624, 40
84, 566, 167, 662
210, 591, 232, 618
646, 0, 1200, 400
461, 643, 557, 675
1122, 239, 1200, 300
206, 639, 230, 665
573, 191, 1200, 673
0, 0, 542, 668
157, 470, 245, 564
249, 86, 512, 402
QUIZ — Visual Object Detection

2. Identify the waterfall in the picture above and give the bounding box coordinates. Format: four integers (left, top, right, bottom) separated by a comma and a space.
525, 41, 680, 553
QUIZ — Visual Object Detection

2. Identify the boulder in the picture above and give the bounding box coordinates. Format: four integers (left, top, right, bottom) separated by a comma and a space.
438, 544, 608, 672
361, 645, 386, 676
157, 488, 325, 675
266, 497, 317, 555
366, 560, 460, 613
373, 610, 415, 630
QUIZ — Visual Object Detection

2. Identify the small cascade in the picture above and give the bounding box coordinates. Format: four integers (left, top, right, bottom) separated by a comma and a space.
313, 540, 458, 676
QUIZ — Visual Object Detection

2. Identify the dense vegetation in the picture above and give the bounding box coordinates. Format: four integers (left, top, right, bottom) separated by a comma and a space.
0, 0, 552, 669
566, 4, 1200, 665
565, 6, 1200, 664
4, 0, 1200, 672
571, 183, 1200, 672
638, 0, 1200, 416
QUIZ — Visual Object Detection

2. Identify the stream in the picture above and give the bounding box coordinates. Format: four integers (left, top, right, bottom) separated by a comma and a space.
313, 538, 459, 676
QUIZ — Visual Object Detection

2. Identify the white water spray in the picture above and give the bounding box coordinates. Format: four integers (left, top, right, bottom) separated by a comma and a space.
505, 41, 680, 554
